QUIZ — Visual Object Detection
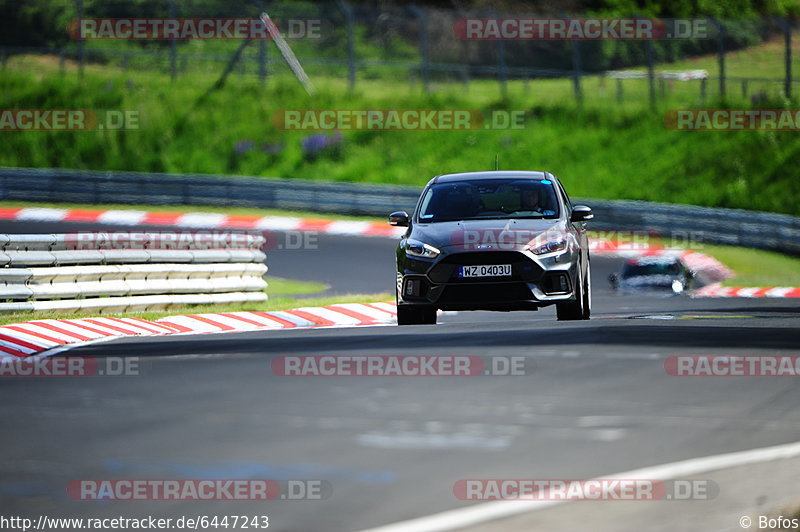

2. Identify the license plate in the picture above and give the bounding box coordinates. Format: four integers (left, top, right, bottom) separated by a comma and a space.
458, 264, 512, 278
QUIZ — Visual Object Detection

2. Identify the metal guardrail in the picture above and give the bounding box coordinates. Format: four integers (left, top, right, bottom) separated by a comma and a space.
0, 231, 268, 313
0, 167, 420, 217
1, 167, 799, 255
583, 199, 800, 255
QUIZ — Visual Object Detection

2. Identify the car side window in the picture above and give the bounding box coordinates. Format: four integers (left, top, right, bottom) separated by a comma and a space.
416, 187, 434, 221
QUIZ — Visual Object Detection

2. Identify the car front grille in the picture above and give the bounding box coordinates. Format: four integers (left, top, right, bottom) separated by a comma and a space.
439, 282, 533, 303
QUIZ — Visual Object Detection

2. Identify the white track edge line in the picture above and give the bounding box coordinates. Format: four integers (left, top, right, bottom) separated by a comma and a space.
358, 439, 800, 532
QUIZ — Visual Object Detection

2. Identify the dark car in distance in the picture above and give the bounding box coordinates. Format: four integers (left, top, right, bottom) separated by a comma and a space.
389, 171, 593, 325
609, 255, 696, 295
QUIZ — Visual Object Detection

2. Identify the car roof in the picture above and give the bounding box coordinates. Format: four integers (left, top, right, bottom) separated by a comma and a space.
626, 255, 682, 266
431, 171, 553, 184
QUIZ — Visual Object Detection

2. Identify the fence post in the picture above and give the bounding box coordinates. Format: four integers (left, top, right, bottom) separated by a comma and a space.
562, 14, 582, 104
338, 1, 357, 91
497, 28, 508, 98
786, 22, 792, 100
718, 23, 726, 98
572, 40, 583, 104
488, 10, 507, 98
169, 0, 177, 81
257, 1, 268, 84
776, 18, 792, 99
646, 39, 655, 109
616, 78, 623, 104
76, 0, 84, 78
457, 7, 471, 91
409, 6, 430, 92
708, 17, 725, 98
258, 39, 268, 83
700, 77, 707, 104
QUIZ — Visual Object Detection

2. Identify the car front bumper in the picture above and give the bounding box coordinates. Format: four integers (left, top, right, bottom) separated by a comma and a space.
397, 248, 580, 311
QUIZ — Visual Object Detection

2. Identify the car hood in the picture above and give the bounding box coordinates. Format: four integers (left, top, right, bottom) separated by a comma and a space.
410, 218, 568, 252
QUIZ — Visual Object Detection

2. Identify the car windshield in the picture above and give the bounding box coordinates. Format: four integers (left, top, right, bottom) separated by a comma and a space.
417, 179, 560, 222
622, 262, 682, 277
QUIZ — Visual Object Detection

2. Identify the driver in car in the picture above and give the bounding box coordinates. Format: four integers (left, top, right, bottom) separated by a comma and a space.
519, 187, 557, 216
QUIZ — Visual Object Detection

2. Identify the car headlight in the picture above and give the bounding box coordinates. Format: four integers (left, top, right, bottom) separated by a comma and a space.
671, 280, 684, 294
528, 238, 568, 255
405, 239, 441, 259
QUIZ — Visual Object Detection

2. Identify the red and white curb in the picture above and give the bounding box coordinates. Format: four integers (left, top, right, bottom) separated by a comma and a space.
0, 317, 177, 358
0, 302, 397, 359
0, 207, 405, 238
694, 284, 800, 298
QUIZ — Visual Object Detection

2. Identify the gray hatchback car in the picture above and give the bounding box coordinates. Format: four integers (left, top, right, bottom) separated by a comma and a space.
389, 171, 593, 325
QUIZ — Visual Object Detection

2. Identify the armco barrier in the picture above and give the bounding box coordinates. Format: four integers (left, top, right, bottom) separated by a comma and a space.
0, 167, 421, 217
0, 232, 267, 313
1, 167, 798, 255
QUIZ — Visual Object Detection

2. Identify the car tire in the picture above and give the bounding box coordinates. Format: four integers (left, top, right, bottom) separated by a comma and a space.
581, 260, 591, 320
397, 305, 437, 326
556, 262, 587, 321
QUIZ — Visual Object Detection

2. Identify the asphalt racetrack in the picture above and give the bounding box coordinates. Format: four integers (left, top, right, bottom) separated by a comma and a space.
1, 220, 799, 531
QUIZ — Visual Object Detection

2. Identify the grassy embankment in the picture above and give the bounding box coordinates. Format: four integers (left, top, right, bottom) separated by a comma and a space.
1, 38, 799, 215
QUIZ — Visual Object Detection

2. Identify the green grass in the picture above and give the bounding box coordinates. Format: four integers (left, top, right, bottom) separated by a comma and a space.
697, 243, 800, 287
1, 37, 800, 215
0, 275, 392, 326
259, 275, 327, 297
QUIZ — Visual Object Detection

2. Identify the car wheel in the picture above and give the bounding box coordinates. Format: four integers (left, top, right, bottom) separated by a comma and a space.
397, 305, 437, 325
556, 263, 586, 321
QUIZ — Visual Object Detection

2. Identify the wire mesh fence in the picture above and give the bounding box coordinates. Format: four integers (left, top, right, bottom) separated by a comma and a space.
1, 1, 796, 105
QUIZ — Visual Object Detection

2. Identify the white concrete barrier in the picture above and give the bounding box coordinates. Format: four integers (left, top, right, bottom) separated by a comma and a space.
0, 233, 268, 313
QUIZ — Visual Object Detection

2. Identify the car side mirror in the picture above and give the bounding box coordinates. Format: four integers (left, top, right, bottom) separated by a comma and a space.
571, 205, 593, 222
608, 273, 618, 288
389, 211, 410, 227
